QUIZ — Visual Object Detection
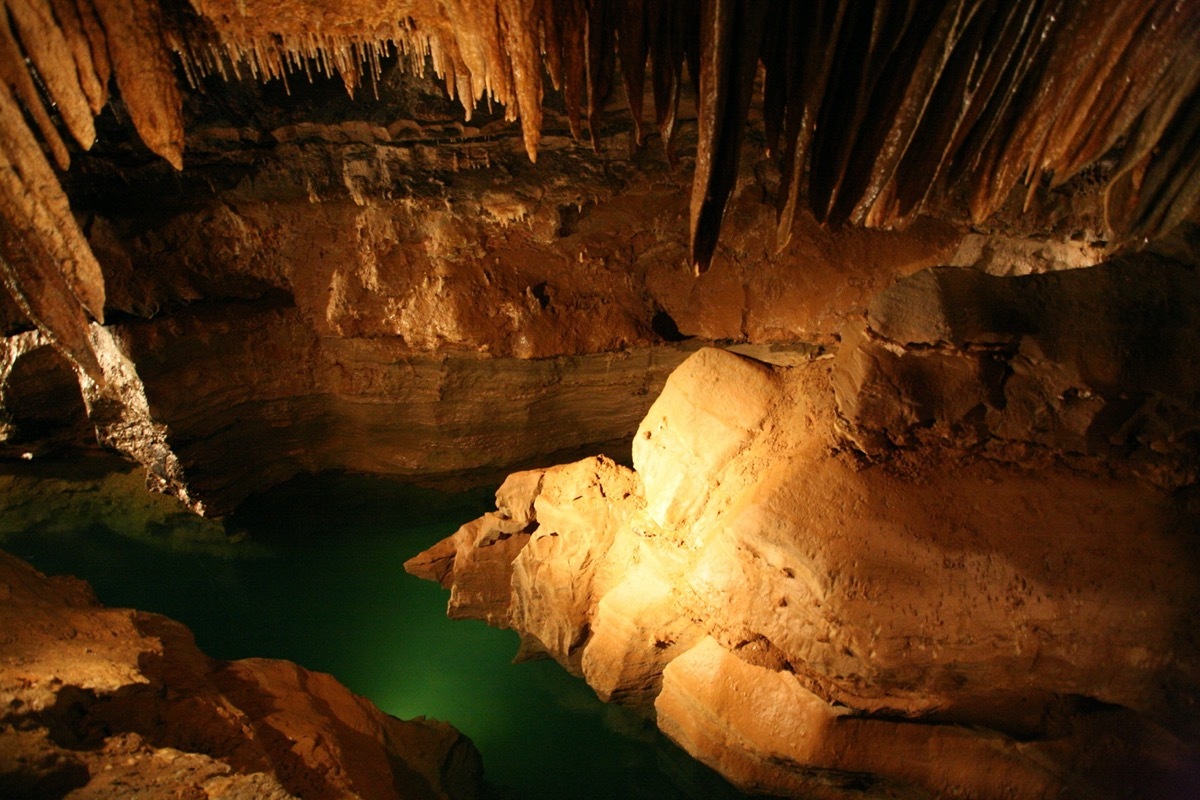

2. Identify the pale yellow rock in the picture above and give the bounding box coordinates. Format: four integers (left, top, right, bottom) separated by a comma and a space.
509, 456, 641, 671
656, 637, 1065, 800
632, 347, 777, 528
448, 514, 531, 626
403, 509, 531, 628
582, 560, 702, 708
494, 467, 545, 526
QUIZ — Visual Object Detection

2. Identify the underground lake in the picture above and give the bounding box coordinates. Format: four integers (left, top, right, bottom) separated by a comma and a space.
0, 453, 747, 799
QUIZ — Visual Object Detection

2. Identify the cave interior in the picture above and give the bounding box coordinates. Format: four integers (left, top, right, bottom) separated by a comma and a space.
1, 1, 1199, 798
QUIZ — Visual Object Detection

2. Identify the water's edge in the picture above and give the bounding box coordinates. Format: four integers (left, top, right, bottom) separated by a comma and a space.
0, 459, 745, 799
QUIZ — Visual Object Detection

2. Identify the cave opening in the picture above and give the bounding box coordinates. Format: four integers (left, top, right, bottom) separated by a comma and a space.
1, 346, 94, 453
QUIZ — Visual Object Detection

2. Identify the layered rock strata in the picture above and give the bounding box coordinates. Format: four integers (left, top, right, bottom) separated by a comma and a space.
4, 86, 969, 514
12, 49, 1152, 516
409, 259, 1200, 798
0, 0, 1196, 520
0, 549, 484, 800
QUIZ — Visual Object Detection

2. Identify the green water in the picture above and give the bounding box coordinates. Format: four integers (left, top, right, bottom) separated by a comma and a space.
0, 456, 744, 800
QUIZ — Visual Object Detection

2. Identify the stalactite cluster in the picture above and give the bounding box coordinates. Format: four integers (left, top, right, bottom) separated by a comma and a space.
183, 0, 1200, 272
0, 0, 1198, 373
0, 0, 180, 379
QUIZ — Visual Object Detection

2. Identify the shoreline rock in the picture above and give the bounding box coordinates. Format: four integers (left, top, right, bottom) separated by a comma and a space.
410, 327, 1200, 797
0, 550, 484, 800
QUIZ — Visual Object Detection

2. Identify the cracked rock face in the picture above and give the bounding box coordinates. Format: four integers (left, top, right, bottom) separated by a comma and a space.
409, 260, 1200, 799
0, 549, 484, 800
834, 254, 1200, 487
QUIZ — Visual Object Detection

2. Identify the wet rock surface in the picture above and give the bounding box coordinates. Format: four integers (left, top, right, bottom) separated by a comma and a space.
0, 550, 484, 800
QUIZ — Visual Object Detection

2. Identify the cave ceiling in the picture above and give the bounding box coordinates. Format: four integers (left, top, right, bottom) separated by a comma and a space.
0, 0, 1198, 382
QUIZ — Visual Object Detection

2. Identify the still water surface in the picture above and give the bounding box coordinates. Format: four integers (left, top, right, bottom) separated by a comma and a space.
0, 456, 744, 800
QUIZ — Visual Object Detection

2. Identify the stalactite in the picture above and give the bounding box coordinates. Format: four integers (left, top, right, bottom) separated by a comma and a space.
1108, 84, 1200, 242
0, 4, 71, 170
973, 1, 1087, 222
0, 82, 103, 379
839, 0, 974, 227
1038, 1, 1156, 185
689, 0, 765, 274
5, 0, 96, 150
875, 2, 1035, 227
92, 0, 184, 170
440, 0, 500, 108
0, 0, 1196, 382
1055, 2, 1200, 204
616, 0, 647, 147
758, 2, 787, 159
47, 0, 106, 114
73, 0, 112, 98
773, 0, 846, 249
0, 0, 121, 383
585, 0, 617, 152
138, 0, 1200, 254
551, 0, 587, 141
536, 0, 562, 94
645, 0, 689, 163
499, 0, 542, 161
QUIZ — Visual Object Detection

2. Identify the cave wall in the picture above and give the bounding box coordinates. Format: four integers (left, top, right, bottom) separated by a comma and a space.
3, 66, 990, 513
0, 2, 1197, 797
1, 0, 1195, 513
0, 77, 1182, 513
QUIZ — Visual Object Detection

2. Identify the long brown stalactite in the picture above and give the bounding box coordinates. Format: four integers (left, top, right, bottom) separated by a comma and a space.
0, 0, 1198, 375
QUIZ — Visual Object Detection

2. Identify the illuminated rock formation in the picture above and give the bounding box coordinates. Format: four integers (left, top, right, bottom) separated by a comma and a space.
409, 261, 1200, 798
0, 549, 483, 799
0, 0, 1192, 514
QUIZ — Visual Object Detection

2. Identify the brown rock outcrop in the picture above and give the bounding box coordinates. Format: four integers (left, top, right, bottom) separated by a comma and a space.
0, 550, 484, 799
409, 261, 1200, 798
834, 254, 1200, 487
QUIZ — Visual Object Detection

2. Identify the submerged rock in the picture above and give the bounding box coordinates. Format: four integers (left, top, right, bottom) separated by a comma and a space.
0, 550, 484, 800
